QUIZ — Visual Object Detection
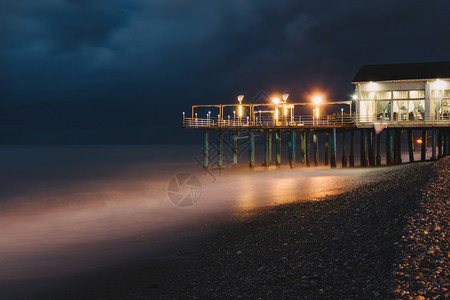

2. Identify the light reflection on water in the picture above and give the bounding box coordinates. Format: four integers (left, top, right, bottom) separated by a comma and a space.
0, 145, 377, 282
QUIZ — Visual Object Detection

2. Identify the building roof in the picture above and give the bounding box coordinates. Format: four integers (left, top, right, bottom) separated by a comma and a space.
352, 61, 450, 83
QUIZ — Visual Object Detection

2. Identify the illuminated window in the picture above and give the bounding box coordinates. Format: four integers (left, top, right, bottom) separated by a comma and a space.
361, 91, 376, 100
409, 90, 424, 99
393, 91, 408, 99
444, 90, 450, 98
376, 91, 391, 99
432, 90, 443, 98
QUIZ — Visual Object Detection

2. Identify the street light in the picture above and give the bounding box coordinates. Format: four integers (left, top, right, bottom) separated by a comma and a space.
237, 95, 244, 118
272, 98, 280, 124
313, 96, 321, 120
282, 94, 289, 124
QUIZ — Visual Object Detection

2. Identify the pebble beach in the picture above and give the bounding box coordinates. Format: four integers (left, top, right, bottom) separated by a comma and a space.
37, 158, 449, 299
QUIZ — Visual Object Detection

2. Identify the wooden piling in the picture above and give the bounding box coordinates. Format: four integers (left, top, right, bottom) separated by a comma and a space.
331, 128, 337, 168
445, 135, 449, 156
421, 129, 427, 161
276, 130, 281, 167
203, 129, 209, 169
289, 129, 296, 168
232, 131, 238, 166
218, 130, 223, 167
438, 130, 442, 159
386, 129, 394, 165
305, 130, 311, 167
396, 129, 402, 164
376, 132, 381, 166
300, 131, 306, 166
313, 132, 319, 166
349, 130, 355, 167
432, 129, 437, 160
407, 129, 414, 162
264, 130, 270, 166
268, 131, 272, 165
369, 129, 376, 166
361, 129, 368, 167
342, 131, 347, 168
249, 130, 255, 168
325, 132, 330, 166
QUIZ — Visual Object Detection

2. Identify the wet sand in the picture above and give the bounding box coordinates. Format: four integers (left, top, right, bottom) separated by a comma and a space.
20, 158, 448, 299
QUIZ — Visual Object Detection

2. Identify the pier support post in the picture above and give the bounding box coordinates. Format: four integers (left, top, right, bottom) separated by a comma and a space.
376, 132, 381, 166
421, 129, 427, 161
331, 128, 337, 168
361, 129, 368, 167
305, 130, 311, 167
289, 129, 296, 168
445, 135, 449, 156
325, 132, 330, 166
276, 130, 281, 167
232, 131, 238, 166
264, 130, 270, 166
218, 130, 223, 167
438, 130, 443, 159
369, 129, 376, 166
203, 129, 209, 169
349, 130, 355, 167
300, 131, 306, 166
249, 130, 255, 168
396, 129, 402, 164
313, 132, 319, 166
407, 129, 414, 163
432, 129, 437, 160
386, 129, 394, 165
342, 131, 347, 168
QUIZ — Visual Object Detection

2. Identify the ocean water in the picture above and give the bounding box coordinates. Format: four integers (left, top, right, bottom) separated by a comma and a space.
0, 144, 429, 285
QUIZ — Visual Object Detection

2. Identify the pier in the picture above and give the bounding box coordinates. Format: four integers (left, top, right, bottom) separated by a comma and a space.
181, 62, 450, 168
182, 102, 449, 169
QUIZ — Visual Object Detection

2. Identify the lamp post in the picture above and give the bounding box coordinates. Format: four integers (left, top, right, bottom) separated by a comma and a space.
341, 108, 344, 124
259, 110, 262, 125
282, 94, 289, 125
272, 98, 280, 126
313, 96, 322, 125
237, 95, 244, 126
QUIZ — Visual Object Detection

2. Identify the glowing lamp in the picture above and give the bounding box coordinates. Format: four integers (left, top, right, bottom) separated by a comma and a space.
272, 98, 280, 105
313, 96, 322, 105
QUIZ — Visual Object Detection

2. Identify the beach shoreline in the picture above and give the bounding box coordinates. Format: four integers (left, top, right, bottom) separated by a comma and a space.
11, 158, 449, 299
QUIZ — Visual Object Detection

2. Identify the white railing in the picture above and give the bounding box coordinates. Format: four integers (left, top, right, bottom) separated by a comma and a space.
183, 115, 355, 128
355, 114, 450, 126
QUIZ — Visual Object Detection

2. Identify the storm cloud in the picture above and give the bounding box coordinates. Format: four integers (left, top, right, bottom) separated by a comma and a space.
1, 0, 449, 143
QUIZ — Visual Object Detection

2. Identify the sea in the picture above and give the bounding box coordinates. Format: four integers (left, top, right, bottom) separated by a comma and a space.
0, 143, 433, 292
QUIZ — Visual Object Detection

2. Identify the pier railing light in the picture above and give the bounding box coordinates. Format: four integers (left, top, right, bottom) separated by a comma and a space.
237, 95, 244, 118
352, 94, 358, 101
272, 98, 280, 105
282, 94, 289, 102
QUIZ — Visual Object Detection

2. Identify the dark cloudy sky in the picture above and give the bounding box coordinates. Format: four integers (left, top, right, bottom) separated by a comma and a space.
1, 0, 449, 144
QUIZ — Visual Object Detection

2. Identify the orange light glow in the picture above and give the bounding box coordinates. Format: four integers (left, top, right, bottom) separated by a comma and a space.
416, 139, 423, 144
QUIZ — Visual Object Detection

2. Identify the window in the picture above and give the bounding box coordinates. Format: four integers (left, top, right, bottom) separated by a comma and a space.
393, 91, 408, 99
376, 91, 391, 99
432, 90, 443, 98
444, 90, 450, 98
409, 90, 424, 99
361, 91, 376, 100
